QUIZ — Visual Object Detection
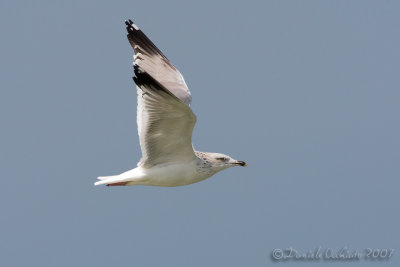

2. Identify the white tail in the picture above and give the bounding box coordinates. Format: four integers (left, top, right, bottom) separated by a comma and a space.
94, 175, 124, 186
95, 168, 142, 186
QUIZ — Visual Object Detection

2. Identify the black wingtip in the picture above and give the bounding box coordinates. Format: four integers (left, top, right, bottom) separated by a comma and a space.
125, 19, 134, 24
133, 76, 138, 85
124, 18, 170, 62
125, 19, 136, 27
125, 19, 139, 34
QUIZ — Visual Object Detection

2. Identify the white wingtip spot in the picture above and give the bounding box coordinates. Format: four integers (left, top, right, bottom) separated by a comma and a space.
134, 59, 142, 65
132, 24, 139, 30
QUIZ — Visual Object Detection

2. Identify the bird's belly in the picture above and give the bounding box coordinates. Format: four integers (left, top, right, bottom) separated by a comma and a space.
136, 162, 212, 187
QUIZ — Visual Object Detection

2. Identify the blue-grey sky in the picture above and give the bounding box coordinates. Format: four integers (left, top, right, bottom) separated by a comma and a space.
1, 1, 399, 266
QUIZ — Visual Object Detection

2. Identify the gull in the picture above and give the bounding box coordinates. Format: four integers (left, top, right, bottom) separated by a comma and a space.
95, 19, 246, 187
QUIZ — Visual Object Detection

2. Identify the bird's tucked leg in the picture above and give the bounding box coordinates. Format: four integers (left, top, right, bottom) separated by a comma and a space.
107, 182, 128, 186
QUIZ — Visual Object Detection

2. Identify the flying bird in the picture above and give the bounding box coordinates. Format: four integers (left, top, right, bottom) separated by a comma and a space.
95, 19, 246, 187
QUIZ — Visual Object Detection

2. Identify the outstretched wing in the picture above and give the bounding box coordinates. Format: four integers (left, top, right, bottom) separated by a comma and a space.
126, 19, 191, 106
125, 19, 196, 168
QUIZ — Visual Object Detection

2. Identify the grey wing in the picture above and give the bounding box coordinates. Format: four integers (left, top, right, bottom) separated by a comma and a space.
125, 19, 191, 106
125, 20, 197, 168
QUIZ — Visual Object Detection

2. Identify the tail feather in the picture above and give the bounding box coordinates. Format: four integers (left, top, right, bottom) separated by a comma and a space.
95, 169, 140, 186
97, 176, 113, 180
94, 175, 126, 186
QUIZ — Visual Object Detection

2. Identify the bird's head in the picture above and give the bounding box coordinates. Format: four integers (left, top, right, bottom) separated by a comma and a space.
202, 152, 247, 172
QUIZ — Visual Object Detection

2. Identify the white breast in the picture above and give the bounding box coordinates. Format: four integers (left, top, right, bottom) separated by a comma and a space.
130, 160, 214, 187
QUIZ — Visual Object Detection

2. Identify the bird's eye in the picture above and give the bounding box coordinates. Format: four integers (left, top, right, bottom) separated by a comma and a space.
216, 157, 226, 161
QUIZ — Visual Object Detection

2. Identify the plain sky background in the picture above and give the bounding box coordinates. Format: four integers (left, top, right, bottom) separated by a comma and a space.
1, 0, 399, 266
